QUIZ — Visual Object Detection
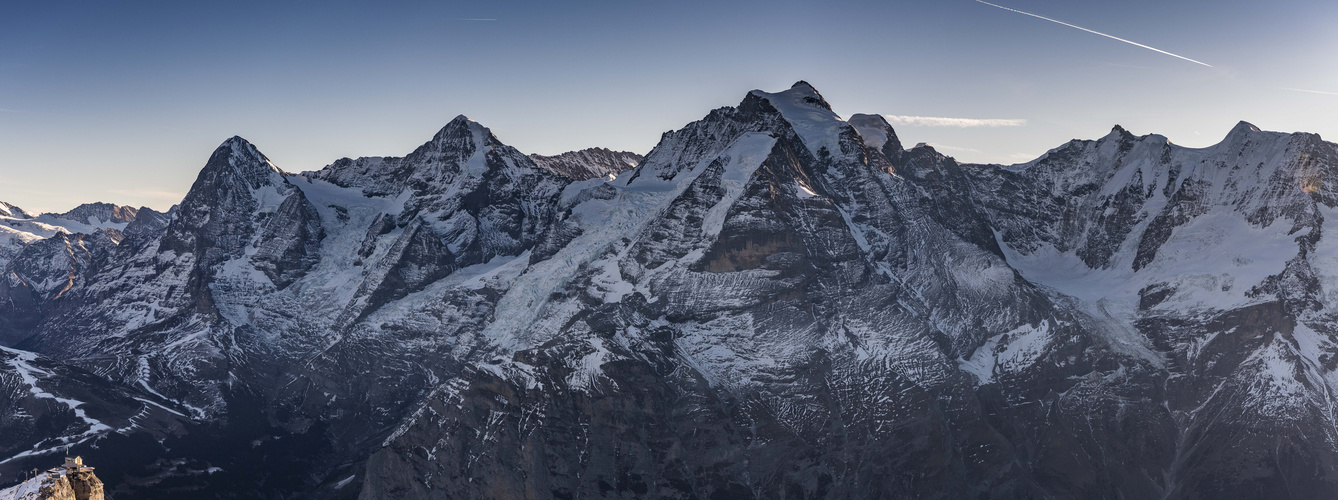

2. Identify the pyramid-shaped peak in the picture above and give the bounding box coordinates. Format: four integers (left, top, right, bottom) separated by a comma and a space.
1228, 120, 1261, 137
216, 135, 264, 158
447, 114, 475, 127
429, 114, 493, 144
221, 135, 250, 147
443, 114, 484, 130
205, 135, 286, 181
1103, 124, 1137, 142
217, 135, 270, 159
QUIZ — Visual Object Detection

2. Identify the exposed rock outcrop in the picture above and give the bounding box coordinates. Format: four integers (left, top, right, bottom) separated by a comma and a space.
0, 457, 103, 500
530, 147, 642, 180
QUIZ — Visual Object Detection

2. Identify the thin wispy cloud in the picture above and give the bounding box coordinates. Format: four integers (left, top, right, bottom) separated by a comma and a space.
1281, 87, 1338, 96
883, 115, 1027, 128
455, 18, 496, 21
927, 143, 982, 153
108, 189, 186, 203
974, 0, 1212, 68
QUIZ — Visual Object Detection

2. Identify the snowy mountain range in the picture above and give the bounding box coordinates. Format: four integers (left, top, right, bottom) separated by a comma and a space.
2, 81, 1337, 499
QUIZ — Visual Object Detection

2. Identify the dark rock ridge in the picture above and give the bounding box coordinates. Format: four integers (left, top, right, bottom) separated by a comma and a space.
54, 203, 138, 227
530, 147, 643, 180
3, 83, 1338, 499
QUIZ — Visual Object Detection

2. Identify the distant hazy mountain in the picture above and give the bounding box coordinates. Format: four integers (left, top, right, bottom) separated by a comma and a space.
3, 82, 1337, 499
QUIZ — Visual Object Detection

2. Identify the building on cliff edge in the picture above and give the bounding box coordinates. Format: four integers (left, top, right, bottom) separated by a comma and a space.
0, 456, 104, 500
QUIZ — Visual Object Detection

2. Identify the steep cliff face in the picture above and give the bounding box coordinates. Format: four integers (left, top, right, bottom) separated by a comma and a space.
0, 232, 116, 345
4, 82, 1338, 499
530, 148, 643, 181
0, 460, 104, 500
0, 200, 172, 346
964, 121, 1338, 498
64, 469, 101, 500
354, 81, 1124, 499
357, 84, 1338, 499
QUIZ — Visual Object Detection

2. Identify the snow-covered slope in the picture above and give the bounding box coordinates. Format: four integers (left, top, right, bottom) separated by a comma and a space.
5, 82, 1338, 499
964, 120, 1338, 497
0, 475, 46, 500
0, 346, 186, 490
360, 82, 1132, 498
0, 202, 142, 262
0, 202, 168, 346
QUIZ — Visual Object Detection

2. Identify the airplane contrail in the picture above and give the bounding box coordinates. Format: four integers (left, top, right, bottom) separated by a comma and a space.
974, 0, 1212, 68
1282, 87, 1338, 96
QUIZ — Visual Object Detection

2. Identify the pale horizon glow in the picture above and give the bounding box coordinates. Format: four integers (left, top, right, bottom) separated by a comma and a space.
974, 0, 1214, 68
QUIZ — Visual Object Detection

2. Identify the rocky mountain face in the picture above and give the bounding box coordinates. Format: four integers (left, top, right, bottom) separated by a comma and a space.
0, 203, 30, 220
0, 202, 160, 268
53, 204, 138, 227
0, 202, 171, 345
530, 148, 643, 180
2, 82, 1337, 499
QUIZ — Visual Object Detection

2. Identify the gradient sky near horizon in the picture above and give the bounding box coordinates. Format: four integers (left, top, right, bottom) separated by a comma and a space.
2, 0, 1336, 213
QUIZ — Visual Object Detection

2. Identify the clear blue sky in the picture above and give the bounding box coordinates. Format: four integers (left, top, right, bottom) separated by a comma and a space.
2, 0, 1335, 212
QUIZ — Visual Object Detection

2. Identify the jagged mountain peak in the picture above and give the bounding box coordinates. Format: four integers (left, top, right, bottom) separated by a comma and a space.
203, 136, 288, 190
163, 135, 302, 258
787, 80, 831, 110
0, 201, 29, 219
120, 205, 173, 243
1097, 124, 1159, 148
307, 113, 557, 200
435, 114, 481, 136
403, 114, 504, 168
12, 82, 1338, 499
56, 203, 138, 225
218, 135, 273, 162
848, 113, 903, 152
1229, 120, 1262, 137
530, 148, 643, 180
748, 83, 847, 158
750, 81, 833, 113
425, 115, 492, 148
